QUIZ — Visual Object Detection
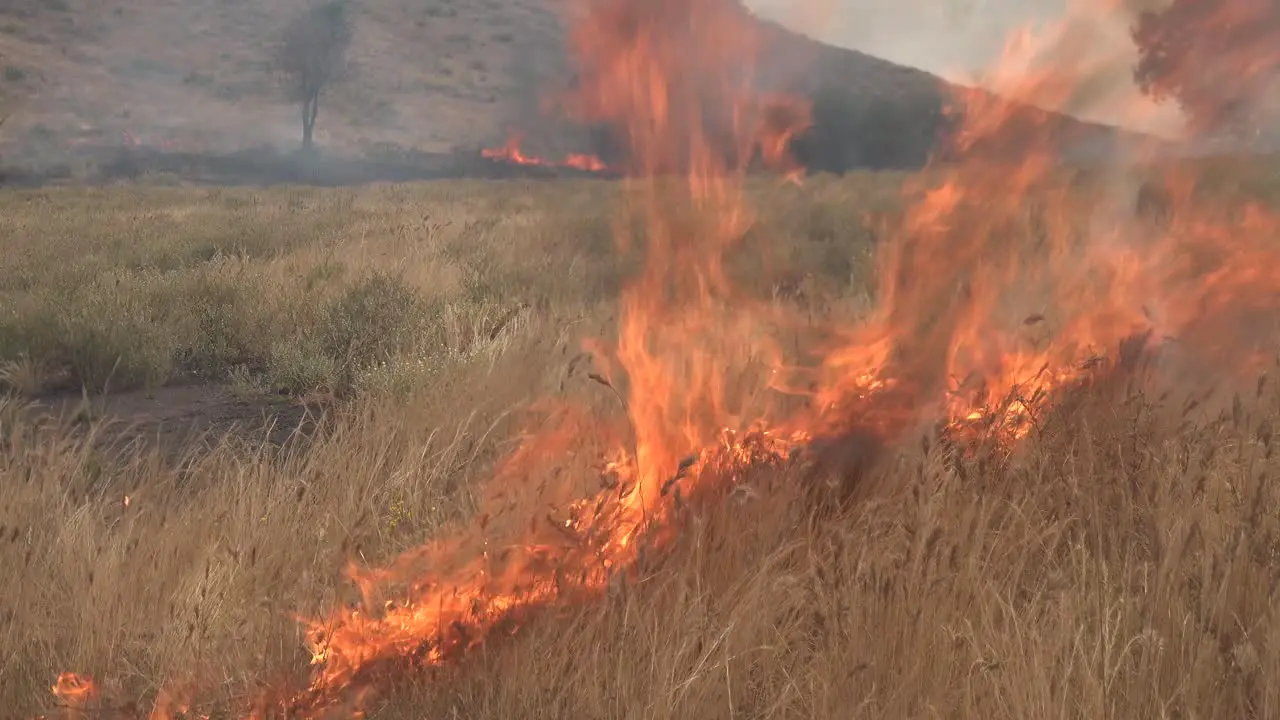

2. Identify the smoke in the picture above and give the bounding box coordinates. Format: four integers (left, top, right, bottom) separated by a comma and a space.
746, 0, 1186, 137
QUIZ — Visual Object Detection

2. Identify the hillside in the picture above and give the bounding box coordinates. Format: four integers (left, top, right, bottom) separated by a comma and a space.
0, 0, 1142, 175
0, 0, 567, 161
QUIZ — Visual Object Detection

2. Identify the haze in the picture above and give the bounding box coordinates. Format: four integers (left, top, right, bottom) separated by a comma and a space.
748, 0, 1187, 137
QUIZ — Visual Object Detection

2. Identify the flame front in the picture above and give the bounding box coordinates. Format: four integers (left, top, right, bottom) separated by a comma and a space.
481, 132, 609, 172
53, 0, 1280, 716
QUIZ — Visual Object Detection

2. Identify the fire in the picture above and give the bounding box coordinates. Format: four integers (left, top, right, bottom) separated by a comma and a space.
263, 0, 824, 713
46, 673, 203, 719
51, 0, 1280, 716
51, 673, 97, 714
285, 424, 802, 716
480, 132, 609, 172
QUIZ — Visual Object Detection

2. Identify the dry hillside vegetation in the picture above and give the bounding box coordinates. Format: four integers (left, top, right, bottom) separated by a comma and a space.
2, 157, 1280, 717
0, 0, 567, 156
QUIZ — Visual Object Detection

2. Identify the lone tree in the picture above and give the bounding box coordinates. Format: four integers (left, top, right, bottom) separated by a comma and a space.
276, 0, 354, 150
1132, 0, 1280, 140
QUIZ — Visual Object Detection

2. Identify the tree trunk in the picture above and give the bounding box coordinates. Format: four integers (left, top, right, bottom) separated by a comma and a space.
301, 94, 319, 150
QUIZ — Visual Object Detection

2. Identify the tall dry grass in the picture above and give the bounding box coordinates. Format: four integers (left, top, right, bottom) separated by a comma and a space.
2, 162, 1279, 718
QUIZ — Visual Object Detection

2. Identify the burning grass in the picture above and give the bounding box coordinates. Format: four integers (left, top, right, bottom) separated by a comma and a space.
8, 339, 1280, 718
1, 155, 1279, 718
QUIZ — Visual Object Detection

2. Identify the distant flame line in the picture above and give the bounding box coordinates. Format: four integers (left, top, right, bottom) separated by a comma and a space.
480, 132, 610, 173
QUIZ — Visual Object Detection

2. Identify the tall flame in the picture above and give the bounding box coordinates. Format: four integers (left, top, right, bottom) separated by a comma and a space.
281, 2, 818, 713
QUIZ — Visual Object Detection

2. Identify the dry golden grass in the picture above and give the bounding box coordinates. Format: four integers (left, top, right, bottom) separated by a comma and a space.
2, 164, 1280, 718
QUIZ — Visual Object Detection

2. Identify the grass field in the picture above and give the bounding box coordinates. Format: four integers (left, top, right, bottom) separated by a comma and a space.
3, 162, 1280, 718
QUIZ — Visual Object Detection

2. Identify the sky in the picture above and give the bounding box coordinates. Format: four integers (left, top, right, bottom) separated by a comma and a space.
745, 0, 1186, 137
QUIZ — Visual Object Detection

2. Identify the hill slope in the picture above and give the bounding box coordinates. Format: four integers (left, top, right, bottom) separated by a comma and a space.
0, 0, 568, 160
0, 0, 1140, 171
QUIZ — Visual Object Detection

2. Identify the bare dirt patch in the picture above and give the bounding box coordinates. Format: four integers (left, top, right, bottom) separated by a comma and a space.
18, 384, 321, 459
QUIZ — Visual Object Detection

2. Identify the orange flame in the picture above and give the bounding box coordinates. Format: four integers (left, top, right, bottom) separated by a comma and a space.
51, 673, 97, 714
48, 673, 205, 719
271, 1, 822, 713
480, 132, 609, 172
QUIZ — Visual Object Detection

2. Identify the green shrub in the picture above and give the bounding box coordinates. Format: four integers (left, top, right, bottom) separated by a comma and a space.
320, 272, 426, 368
265, 337, 338, 395
261, 271, 433, 395
53, 299, 177, 392
177, 266, 275, 379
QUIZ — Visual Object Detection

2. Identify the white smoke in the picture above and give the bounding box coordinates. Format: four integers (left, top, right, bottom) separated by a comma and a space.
746, 0, 1186, 137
